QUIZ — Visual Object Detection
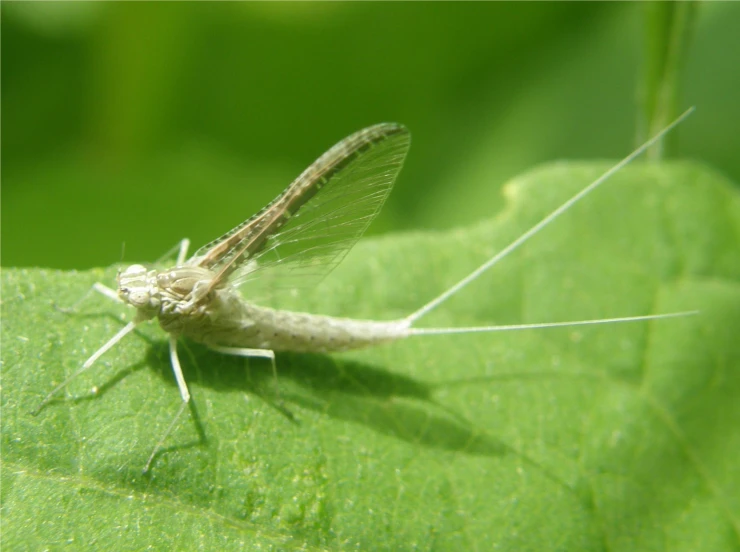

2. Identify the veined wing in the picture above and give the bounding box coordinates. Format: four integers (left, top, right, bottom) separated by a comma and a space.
189, 123, 410, 297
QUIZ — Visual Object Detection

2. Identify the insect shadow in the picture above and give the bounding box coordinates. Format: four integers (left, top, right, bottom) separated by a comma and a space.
50, 313, 576, 493
140, 338, 508, 459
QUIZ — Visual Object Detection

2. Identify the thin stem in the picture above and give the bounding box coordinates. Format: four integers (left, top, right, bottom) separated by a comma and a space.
639, 2, 698, 160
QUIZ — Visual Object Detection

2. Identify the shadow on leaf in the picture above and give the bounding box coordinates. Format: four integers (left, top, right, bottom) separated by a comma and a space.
143, 339, 507, 458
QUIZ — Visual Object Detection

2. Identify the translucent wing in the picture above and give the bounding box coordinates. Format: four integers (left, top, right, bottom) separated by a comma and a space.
188, 123, 410, 300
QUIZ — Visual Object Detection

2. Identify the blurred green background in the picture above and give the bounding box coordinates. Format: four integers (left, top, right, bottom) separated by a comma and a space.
3, 2, 739, 269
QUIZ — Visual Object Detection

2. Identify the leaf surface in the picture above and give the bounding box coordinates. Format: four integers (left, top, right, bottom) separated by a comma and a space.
2, 161, 739, 551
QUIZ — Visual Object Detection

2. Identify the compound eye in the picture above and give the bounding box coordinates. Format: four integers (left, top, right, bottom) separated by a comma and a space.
128, 290, 151, 308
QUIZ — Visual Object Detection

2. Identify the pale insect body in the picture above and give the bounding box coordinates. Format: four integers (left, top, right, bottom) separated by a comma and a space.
119, 123, 414, 355
36, 109, 696, 472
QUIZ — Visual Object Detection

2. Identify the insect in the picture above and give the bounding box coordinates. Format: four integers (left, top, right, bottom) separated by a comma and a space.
34, 108, 696, 472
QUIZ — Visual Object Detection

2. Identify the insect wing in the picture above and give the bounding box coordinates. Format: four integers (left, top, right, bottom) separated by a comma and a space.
232, 124, 410, 298
191, 123, 410, 298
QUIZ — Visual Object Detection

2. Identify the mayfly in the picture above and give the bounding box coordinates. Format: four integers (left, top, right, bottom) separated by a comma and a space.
35, 108, 696, 472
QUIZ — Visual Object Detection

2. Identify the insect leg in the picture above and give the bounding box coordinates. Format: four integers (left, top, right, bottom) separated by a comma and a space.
32, 321, 139, 415
208, 345, 279, 398
144, 335, 192, 473
152, 238, 191, 266
143, 345, 281, 471
92, 282, 122, 303
55, 282, 122, 315
176, 238, 190, 265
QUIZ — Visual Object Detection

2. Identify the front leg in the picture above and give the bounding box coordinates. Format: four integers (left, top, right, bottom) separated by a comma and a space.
56, 282, 122, 315
32, 321, 140, 415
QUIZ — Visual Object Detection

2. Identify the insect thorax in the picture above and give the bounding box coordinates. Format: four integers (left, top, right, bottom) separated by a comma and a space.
118, 263, 216, 318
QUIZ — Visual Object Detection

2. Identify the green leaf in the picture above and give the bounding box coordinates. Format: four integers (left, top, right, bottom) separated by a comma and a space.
2, 161, 739, 550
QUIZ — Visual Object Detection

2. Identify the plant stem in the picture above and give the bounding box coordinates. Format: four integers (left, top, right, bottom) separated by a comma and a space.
639, 1, 697, 160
